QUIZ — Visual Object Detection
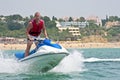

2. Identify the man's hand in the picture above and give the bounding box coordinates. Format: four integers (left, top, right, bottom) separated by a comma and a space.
45, 36, 49, 39
28, 35, 34, 41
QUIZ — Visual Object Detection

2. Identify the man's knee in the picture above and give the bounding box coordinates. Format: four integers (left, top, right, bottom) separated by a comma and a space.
27, 40, 33, 45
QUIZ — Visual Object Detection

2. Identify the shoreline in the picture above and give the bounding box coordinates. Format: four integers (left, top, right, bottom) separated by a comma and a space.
60, 42, 120, 49
0, 41, 120, 50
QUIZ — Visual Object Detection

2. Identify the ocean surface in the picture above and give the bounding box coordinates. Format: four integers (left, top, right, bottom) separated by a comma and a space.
0, 48, 120, 80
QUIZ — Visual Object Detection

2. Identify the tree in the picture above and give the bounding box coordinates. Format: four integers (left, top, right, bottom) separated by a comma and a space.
68, 17, 73, 22
24, 17, 30, 27
107, 27, 120, 36
30, 15, 34, 19
46, 27, 59, 40
7, 21, 24, 30
46, 21, 56, 28
79, 17, 85, 22
12, 14, 23, 20
52, 16, 57, 21
101, 19, 107, 26
5, 14, 23, 21
0, 22, 7, 32
108, 16, 119, 22
59, 29, 73, 41
80, 23, 105, 37
58, 18, 65, 22
87, 20, 96, 24
42, 16, 51, 22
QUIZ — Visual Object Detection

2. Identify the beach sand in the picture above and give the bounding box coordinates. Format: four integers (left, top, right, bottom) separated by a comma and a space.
0, 41, 120, 50
0, 43, 36, 50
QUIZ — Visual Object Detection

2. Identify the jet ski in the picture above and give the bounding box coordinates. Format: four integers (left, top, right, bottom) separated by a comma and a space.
15, 39, 69, 72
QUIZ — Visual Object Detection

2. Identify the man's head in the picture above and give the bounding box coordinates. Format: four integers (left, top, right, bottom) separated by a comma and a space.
34, 12, 41, 21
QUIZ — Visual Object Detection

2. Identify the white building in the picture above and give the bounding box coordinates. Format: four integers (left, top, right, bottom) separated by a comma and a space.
0, 16, 6, 23
58, 21, 89, 28
56, 21, 81, 36
59, 27, 81, 36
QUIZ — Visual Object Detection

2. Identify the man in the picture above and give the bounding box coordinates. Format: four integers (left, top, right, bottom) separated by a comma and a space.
25, 12, 48, 57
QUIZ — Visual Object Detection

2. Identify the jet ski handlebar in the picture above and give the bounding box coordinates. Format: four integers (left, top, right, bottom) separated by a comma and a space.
28, 38, 49, 43
34, 38, 44, 42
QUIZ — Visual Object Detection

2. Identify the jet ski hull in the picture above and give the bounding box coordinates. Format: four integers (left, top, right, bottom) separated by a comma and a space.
20, 53, 68, 72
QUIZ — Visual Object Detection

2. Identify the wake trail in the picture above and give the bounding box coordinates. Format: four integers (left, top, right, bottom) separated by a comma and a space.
84, 57, 120, 62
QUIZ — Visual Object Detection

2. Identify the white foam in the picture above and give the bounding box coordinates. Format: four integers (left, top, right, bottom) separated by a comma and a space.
0, 50, 28, 73
0, 59, 19, 73
0, 50, 4, 58
0, 58, 30, 74
50, 50, 85, 73
84, 57, 120, 62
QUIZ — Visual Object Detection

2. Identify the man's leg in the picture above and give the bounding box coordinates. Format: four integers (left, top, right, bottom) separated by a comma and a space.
25, 41, 33, 57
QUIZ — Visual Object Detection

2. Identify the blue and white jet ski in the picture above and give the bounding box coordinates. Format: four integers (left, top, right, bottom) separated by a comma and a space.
15, 39, 69, 72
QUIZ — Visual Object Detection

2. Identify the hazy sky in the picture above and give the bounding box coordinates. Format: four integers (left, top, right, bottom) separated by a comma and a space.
0, 0, 119, 19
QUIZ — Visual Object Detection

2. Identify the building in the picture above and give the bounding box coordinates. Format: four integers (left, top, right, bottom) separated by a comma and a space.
58, 21, 89, 28
56, 21, 81, 37
0, 16, 6, 23
59, 27, 81, 36
105, 21, 120, 28
86, 16, 102, 26
0, 37, 17, 43
0, 37, 26, 44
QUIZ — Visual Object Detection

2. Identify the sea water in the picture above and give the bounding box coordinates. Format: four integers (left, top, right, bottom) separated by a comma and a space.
0, 48, 120, 80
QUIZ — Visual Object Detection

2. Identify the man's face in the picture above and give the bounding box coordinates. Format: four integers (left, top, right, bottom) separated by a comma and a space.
35, 13, 41, 21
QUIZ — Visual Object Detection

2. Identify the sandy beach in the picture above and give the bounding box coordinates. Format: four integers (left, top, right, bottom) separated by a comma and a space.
0, 41, 120, 50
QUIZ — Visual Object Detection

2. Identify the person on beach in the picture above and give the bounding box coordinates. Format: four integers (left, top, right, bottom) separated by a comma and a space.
25, 12, 48, 57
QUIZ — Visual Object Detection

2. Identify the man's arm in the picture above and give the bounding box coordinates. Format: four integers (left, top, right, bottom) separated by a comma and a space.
42, 23, 48, 38
26, 22, 33, 39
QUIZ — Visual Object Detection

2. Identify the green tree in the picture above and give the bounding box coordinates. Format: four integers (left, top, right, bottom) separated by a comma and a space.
59, 29, 72, 41
58, 18, 65, 22
7, 21, 24, 30
0, 22, 8, 36
107, 27, 120, 36
80, 23, 105, 37
47, 27, 59, 40
79, 17, 85, 22
101, 19, 107, 26
24, 17, 30, 27
87, 20, 96, 24
5, 14, 23, 22
30, 15, 34, 20
46, 21, 56, 28
42, 16, 51, 22
52, 16, 57, 21
68, 17, 73, 22
109, 16, 120, 22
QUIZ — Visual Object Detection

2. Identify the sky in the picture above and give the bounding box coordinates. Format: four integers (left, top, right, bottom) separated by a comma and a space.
0, 0, 119, 19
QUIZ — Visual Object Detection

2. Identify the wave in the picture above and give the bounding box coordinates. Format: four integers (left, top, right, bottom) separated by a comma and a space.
0, 50, 4, 58
50, 50, 85, 73
1, 49, 120, 74
84, 57, 120, 62
0, 50, 28, 73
